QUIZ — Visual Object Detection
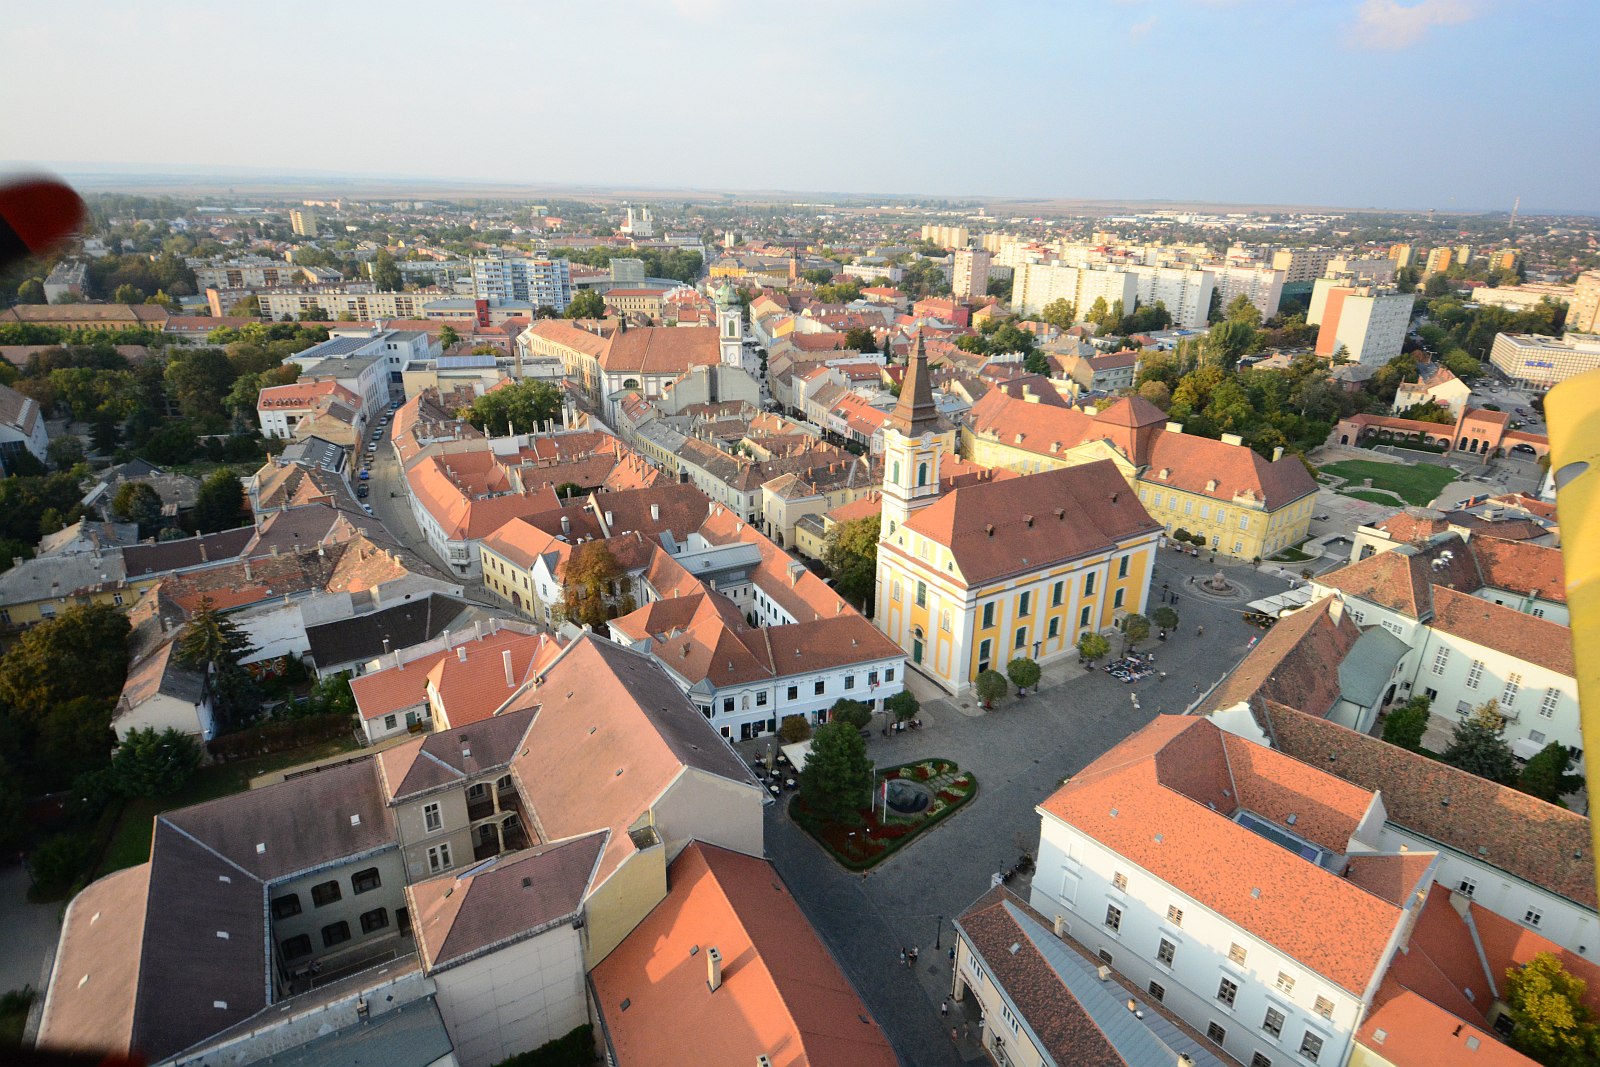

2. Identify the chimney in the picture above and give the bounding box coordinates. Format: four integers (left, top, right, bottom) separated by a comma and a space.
605, 510, 614, 527
560, 514, 570, 535
243, 560, 253, 581
474, 620, 483, 640
1272, 445, 1285, 462
707, 947, 723, 992
457, 645, 467, 662
503, 649, 515, 687
1054, 915, 1067, 937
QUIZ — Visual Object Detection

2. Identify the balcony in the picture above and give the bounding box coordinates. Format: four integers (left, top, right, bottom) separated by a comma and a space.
466, 782, 522, 825
473, 810, 531, 862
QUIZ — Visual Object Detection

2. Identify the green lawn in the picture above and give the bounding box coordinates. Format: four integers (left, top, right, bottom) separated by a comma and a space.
1319, 459, 1457, 507
96, 737, 361, 877
1343, 489, 1406, 505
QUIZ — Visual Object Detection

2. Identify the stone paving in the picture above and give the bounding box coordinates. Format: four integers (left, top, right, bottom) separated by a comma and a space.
751, 553, 1289, 1064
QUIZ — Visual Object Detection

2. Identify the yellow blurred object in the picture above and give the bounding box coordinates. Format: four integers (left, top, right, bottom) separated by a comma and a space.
1546, 367, 1600, 894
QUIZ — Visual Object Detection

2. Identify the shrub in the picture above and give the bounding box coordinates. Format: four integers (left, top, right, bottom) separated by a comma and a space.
206, 712, 352, 763
491, 1025, 597, 1067
112, 727, 202, 797
778, 714, 812, 744
28, 833, 91, 902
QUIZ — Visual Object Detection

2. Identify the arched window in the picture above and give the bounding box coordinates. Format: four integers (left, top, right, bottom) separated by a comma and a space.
917, 462, 928, 487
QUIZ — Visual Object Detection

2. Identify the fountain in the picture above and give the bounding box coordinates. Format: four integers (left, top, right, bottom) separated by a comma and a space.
885, 779, 931, 815
1200, 570, 1236, 595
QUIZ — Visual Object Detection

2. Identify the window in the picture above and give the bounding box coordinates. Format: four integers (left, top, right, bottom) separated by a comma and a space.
1529, 730, 1545, 744
1166, 905, 1184, 927
915, 581, 926, 607
1299, 1031, 1324, 1062
1104, 904, 1122, 932
1229, 942, 1248, 965
1217, 508, 1227, 524
1457, 877, 1477, 897
1014, 626, 1027, 650
1524, 908, 1544, 928
322, 921, 351, 948
892, 580, 902, 603
1207, 1022, 1227, 1045
1098, 949, 1114, 965
427, 843, 453, 873
978, 639, 991, 674
1252, 1055, 1274, 1067
982, 602, 995, 628
1048, 617, 1060, 638
844, 675, 855, 690
1052, 581, 1064, 607
1079, 606, 1092, 628
814, 680, 825, 696
360, 907, 389, 934
722, 697, 734, 713
1276, 972, 1296, 995
1149, 980, 1166, 1002
1313, 996, 1334, 1019
1000, 1004, 1021, 1035
423, 802, 442, 833
1157, 938, 1175, 966
969, 958, 987, 986
384, 714, 397, 730
271, 893, 302, 920
1540, 687, 1560, 718
1218, 978, 1239, 1008
1118, 556, 1130, 579
1466, 659, 1484, 690
1264, 1007, 1285, 1037
352, 868, 381, 894
1112, 871, 1127, 891
1114, 588, 1126, 609
1019, 591, 1031, 617
885, 668, 895, 682
1431, 647, 1450, 675
1184, 499, 1193, 515
787, 685, 798, 701
311, 880, 341, 907
1239, 514, 1250, 530
1085, 573, 1097, 596
1502, 673, 1522, 706
281, 934, 313, 960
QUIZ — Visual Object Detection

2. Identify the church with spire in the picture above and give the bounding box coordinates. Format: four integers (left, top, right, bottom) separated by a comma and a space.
873, 333, 1164, 694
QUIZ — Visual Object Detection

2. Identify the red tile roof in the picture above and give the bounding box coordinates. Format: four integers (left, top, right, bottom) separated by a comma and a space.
1427, 585, 1574, 676
1204, 599, 1358, 717
589, 842, 896, 1067
1040, 716, 1404, 994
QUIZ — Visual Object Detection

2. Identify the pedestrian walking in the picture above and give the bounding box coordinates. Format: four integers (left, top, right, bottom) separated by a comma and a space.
951, 1027, 959, 1042
1197, 625, 1205, 636
899, 947, 907, 967
909, 946, 919, 963
949, 946, 956, 964
1188, 575, 1194, 585
941, 998, 950, 1018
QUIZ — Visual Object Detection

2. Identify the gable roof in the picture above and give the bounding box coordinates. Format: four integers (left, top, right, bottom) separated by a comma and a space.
1204, 598, 1357, 717
904, 460, 1160, 586
1427, 585, 1574, 676
408, 832, 604, 972
304, 593, 472, 670
376, 705, 539, 802
1039, 716, 1403, 994
1261, 704, 1596, 909
590, 843, 896, 1067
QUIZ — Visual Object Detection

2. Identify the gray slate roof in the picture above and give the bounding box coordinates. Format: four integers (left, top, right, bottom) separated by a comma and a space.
305, 593, 472, 671
1338, 626, 1411, 709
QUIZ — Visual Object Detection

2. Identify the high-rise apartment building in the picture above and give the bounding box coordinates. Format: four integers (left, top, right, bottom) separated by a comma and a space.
609, 258, 646, 286
1566, 270, 1600, 334
1425, 247, 1455, 275
1387, 243, 1417, 269
1209, 264, 1285, 321
951, 248, 992, 300
1270, 247, 1337, 283
1308, 277, 1414, 366
920, 224, 969, 249
1325, 257, 1396, 285
289, 207, 318, 237
1129, 266, 1215, 329
470, 254, 573, 310
1010, 262, 1138, 320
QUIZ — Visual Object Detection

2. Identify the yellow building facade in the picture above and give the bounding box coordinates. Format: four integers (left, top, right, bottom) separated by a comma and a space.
873, 339, 1161, 694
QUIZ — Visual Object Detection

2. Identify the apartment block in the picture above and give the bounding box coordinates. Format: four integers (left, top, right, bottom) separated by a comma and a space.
289, 207, 319, 237
1270, 247, 1337, 283
952, 248, 993, 300
1208, 263, 1285, 321
470, 253, 572, 310
1308, 278, 1414, 366
921, 223, 969, 248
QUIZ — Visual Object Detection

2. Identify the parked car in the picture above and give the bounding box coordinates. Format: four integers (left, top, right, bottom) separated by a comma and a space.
358, 469, 370, 480
361, 503, 374, 515
356, 485, 369, 498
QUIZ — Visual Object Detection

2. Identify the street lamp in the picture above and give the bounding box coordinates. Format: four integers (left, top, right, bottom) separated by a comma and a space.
934, 914, 944, 950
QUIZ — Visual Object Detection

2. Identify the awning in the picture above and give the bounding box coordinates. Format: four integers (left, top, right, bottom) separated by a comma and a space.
1246, 588, 1315, 617
1512, 736, 1547, 761
780, 740, 814, 770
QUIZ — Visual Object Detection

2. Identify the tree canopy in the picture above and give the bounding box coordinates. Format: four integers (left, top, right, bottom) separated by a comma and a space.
799, 720, 873, 825
193, 469, 249, 534
1119, 613, 1151, 649
1504, 952, 1600, 1067
1381, 696, 1432, 753
1519, 743, 1583, 805
1077, 632, 1111, 664
975, 669, 1007, 709
1442, 699, 1518, 784
1006, 657, 1041, 694
112, 480, 164, 536
111, 727, 202, 797
829, 698, 872, 731
459, 379, 563, 435
561, 540, 628, 628
564, 290, 605, 319
824, 515, 879, 611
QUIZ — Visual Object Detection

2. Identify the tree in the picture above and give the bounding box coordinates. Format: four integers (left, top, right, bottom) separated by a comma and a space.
799, 720, 873, 825
193, 469, 248, 533
113, 283, 145, 305
842, 326, 878, 353
176, 598, 257, 672
461, 379, 563, 435
1224, 293, 1263, 328
111, 727, 202, 797
1503, 952, 1600, 1067
111, 480, 164, 536
1040, 298, 1077, 330
1085, 296, 1110, 329
1077, 631, 1111, 665
371, 249, 403, 291
438, 324, 459, 349
1519, 743, 1584, 804
15, 278, 46, 304
975, 669, 1007, 710
226, 294, 262, 317
1138, 380, 1172, 409
46, 434, 85, 470
1006, 657, 1041, 695
1204, 319, 1256, 370
1441, 699, 1518, 784
1119, 613, 1151, 650
824, 515, 880, 611
829, 698, 871, 732
164, 347, 239, 422
561, 539, 625, 628
801, 267, 834, 285
1151, 606, 1179, 634
0, 603, 130, 722
885, 689, 919, 725
779, 714, 812, 744
1381, 695, 1432, 752
565, 290, 605, 319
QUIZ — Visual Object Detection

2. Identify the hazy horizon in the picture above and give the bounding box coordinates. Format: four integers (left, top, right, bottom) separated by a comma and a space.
5, 1, 1598, 213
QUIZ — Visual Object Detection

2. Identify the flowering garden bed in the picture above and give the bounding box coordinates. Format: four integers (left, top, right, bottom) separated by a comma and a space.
789, 758, 978, 870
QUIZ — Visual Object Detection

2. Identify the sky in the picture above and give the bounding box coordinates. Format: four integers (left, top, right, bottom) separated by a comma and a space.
3, 0, 1598, 212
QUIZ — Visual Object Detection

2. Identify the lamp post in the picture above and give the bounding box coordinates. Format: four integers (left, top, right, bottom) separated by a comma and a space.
934, 914, 944, 950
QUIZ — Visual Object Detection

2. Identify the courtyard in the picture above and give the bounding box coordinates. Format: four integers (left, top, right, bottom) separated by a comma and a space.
757, 550, 1290, 1064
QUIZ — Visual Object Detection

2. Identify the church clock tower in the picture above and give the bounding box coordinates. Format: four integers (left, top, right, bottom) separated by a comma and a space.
714, 281, 744, 369
879, 331, 954, 535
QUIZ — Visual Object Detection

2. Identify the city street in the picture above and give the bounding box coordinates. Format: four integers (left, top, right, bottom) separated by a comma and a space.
759, 552, 1287, 1064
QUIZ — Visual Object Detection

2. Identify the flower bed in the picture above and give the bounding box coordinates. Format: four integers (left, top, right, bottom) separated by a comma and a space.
790, 758, 977, 870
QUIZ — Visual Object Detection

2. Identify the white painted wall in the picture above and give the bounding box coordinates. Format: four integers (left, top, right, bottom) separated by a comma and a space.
432, 923, 587, 1067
